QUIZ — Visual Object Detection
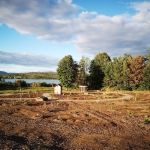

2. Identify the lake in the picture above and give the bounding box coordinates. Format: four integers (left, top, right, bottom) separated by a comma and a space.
4, 79, 59, 84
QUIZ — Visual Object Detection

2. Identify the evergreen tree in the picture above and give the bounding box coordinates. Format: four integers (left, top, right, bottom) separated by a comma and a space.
57, 55, 77, 89
111, 57, 124, 86
94, 52, 111, 86
94, 52, 111, 73
143, 64, 150, 89
143, 49, 150, 89
103, 61, 113, 86
89, 60, 104, 89
77, 56, 90, 85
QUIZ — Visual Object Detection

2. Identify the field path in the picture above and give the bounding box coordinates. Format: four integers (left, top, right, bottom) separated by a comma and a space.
0, 92, 133, 102
57, 92, 133, 102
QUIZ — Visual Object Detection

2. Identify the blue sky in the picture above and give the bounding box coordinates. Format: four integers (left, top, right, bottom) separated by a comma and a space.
0, 0, 150, 73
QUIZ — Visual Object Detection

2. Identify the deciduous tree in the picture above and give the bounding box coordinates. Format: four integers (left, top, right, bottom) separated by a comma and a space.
129, 55, 146, 87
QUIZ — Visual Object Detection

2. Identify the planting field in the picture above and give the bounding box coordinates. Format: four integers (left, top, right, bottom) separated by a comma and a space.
0, 91, 150, 149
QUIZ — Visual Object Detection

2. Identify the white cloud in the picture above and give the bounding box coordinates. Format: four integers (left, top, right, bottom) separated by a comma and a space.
73, 2, 150, 57
0, 51, 59, 68
0, 0, 77, 41
0, 0, 150, 58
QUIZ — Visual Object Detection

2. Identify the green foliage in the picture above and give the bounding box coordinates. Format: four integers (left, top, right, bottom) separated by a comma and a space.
128, 111, 135, 117
30, 82, 52, 87
94, 52, 111, 73
88, 60, 104, 89
115, 85, 132, 91
94, 52, 111, 87
143, 115, 150, 124
0, 72, 57, 79
13, 80, 27, 87
143, 64, 150, 89
57, 55, 77, 89
76, 56, 90, 86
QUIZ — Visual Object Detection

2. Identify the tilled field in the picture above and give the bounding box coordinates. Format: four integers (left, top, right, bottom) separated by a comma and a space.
0, 92, 150, 149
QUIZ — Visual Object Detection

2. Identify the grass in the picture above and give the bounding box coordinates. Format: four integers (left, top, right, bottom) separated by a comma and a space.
143, 115, 150, 124
0, 87, 54, 94
127, 111, 135, 117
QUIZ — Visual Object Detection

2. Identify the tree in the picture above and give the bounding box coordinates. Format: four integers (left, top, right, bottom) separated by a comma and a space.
94, 52, 111, 86
57, 55, 77, 89
103, 61, 113, 86
143, 64, 150, 89
94, 52, 111, 73
129, 55, 146, 87
76, 56, 90, 85
143, 49, 150, 89
13, 80, 27, 87
89, 60, 104, 89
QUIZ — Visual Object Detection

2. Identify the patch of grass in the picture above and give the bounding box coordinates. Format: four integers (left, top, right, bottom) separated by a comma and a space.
57, 116, 61, 120
143, 115, 150, 124
127, 111, 135, 118
0, 87, 53, 94
43, 102, 47, 107
24, 100, 28, 105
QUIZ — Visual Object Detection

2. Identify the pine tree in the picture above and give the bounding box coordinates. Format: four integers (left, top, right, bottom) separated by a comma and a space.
89, 60, 104, 89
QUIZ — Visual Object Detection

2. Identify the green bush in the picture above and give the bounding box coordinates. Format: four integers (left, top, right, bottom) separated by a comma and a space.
115, 85, 132, 91
143, 115, 150, 124
13, 80, 27, 87
30, 82, 52, 87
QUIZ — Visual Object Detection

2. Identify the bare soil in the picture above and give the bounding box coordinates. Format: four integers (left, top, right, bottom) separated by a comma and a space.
0, 91, 150, 150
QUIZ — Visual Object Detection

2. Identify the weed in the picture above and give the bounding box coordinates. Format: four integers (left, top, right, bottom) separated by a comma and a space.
128, 111, 135, 117
57, 116, 61, 120
28, 91, 32, 98
143, 115, 150, 124
56, 102, 59, 106
134, 92, 138, 101
140, 99, 146, 103
103, 92, 106, 99
43, 102, 47, 107
12, 101, 16, 105
24, 100, 27, 105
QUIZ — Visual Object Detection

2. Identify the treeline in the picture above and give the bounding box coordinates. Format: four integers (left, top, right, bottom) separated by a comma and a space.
0, 79, 56, 89
57, 51, 150, 90
0, 72, 57, 79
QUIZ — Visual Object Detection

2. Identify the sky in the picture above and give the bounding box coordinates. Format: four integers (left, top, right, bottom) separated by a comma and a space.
0, 0, 150, 73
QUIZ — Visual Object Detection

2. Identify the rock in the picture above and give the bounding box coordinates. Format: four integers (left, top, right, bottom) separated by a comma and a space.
40, 96, 48, 101
36, 97, 43, 101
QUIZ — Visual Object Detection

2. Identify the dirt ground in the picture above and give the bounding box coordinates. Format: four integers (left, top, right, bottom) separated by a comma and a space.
0, 91, 150, 150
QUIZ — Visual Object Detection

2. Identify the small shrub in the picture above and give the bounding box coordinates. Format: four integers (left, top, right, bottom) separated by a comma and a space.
14, 80, 27, 87
128, 111, 135, 117
143, 115, 150, 124
24, 100, 27, 105
57, 116, 61, 120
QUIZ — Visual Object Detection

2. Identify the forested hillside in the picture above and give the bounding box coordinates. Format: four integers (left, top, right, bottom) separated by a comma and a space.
0, 72, 57, 79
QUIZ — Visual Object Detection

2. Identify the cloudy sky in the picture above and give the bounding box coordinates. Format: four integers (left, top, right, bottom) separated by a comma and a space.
0, 0, 150, 73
